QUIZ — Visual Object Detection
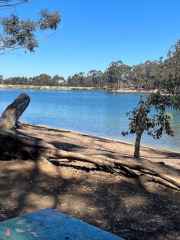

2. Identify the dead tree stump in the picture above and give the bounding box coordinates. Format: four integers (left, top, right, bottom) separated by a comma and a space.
0, 93, 30, 130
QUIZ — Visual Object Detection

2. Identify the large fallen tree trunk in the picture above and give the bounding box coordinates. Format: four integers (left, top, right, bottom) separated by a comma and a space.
0, 94, 180, 189
0, 93, 30, 130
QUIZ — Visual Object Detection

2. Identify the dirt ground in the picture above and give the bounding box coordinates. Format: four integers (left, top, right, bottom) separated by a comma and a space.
1, 122, 180, 240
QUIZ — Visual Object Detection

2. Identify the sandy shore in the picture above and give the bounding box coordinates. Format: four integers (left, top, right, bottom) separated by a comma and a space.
115, 88, 158, 93
0, 84, 158, 93
18, 122, 180, 170
1, 122, 180, 240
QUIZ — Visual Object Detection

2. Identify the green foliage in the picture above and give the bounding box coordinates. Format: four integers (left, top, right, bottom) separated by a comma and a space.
38, 9, 61, 31
3, 74, 66, 86
0, 9, 61, 54
122, 92, 178, 140
122, 91, 180, 158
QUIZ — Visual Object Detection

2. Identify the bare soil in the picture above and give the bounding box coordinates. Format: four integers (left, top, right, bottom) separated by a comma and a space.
1, 122, 180, 240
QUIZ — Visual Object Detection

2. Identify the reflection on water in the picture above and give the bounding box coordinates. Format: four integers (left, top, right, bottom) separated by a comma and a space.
0, 89, 179, 152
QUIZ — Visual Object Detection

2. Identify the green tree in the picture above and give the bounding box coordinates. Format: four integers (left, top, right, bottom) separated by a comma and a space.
106, 61, 123, 89
122, 92, 178, 158
83, 76, 93, 87
87, 70, 98, 87
0, 74, 3, 84
164, 40, 180, 94
105, 61, 131, 89
52, 75, 65, 86
130, 64, 145, 90
67, 74, 80, 87
96, 70, 104, 87
78, 72, 85, 86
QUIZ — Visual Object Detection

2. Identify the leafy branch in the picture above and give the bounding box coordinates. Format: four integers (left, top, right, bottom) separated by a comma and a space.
0, 9, 61, 55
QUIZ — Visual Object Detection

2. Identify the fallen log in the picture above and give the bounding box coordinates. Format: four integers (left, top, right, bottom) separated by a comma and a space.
0, 93, 30, 130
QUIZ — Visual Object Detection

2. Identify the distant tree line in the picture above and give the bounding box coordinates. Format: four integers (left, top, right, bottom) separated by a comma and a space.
0, 74, 65, 86
1, 39, 180, 93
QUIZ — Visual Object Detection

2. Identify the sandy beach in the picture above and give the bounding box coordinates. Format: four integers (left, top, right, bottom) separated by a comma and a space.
0, 122, 180, 240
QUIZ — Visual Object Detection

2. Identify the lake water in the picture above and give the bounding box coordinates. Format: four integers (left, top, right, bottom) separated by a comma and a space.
0, 89, 180, 152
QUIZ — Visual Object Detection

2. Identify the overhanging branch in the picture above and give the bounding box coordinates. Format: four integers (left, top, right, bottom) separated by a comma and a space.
0, 0, 33, 9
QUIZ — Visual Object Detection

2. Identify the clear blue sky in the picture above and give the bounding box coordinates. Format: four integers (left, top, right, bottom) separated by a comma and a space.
1, 0, 180, 79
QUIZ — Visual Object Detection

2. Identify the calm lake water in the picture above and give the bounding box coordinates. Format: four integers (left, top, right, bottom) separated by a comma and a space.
0, 89, 180, 152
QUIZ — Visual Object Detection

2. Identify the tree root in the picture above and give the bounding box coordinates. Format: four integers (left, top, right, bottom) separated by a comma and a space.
0, 129, 180, 189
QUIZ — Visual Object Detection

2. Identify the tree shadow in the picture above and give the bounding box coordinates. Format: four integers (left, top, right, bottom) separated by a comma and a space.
49, 141, 84, 151
0, 157, 180, 240
1, 122, 180, 239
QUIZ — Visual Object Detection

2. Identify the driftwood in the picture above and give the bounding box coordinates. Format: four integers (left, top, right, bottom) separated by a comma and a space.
0, 94, 180, 189
0, 93, 30, 130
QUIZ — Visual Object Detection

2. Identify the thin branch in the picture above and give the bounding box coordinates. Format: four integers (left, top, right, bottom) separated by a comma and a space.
0, 27, 61, 55
0, 0, 33, 9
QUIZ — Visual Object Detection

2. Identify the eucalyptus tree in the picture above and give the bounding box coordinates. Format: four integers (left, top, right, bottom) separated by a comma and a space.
87, 70, 104, 87
83, 76, 93, 87
67, 74, 81, 87
105, 62, 117, 89
143, 60, 161, 90
107, 61, 132, 89
151, 57, 166, 90
164, 40, 180, 94
52, 75, 65, 86
87, 70, 98, 87
0, 74, 3, 84
105, 61, 125, 89
0, 0, 61, 55
122, 92, 179, 158
130, 64, 145, 90
0, 9, 61, 55
96, 70, 104, 87
78, 72, 86, 86
115, 60, 129, 89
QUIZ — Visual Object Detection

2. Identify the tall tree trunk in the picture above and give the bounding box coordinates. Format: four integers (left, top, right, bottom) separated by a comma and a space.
0, 93, 30, 130
134, 132, 142, 158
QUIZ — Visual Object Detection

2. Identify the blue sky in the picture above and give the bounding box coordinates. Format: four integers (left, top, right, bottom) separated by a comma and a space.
1, 0, 180, 79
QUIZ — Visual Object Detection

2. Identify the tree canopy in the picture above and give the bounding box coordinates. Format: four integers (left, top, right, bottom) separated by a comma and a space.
0, 1, 61, 55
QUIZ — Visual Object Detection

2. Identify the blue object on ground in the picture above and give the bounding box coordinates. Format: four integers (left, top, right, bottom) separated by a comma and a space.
0, 208, 124, 239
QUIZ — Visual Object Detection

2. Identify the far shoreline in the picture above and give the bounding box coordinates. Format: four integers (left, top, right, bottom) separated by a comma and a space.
0, 84, 158, 93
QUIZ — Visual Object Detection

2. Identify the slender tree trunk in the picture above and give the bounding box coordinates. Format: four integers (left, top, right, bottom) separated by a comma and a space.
134, 132, 142, 158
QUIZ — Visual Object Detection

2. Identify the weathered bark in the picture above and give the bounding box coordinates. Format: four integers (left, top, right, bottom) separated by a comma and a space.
0, 93, 30, 130
0, 129, 180, 189
134, 132, 142, 158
